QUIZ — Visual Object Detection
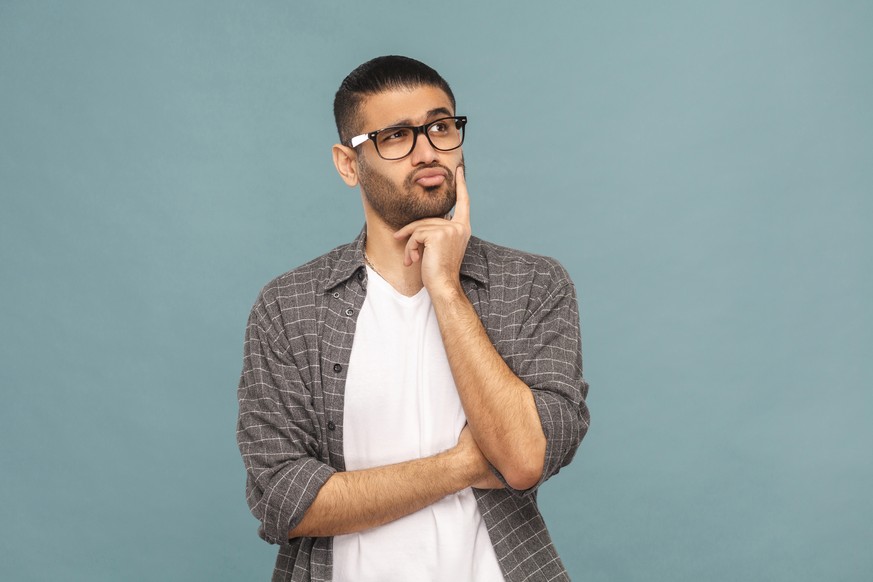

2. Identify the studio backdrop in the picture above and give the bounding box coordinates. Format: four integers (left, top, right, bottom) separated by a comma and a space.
1, 1, 871, 580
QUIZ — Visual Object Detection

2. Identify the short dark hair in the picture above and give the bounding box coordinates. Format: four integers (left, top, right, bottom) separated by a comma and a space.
333, 55, 456, 145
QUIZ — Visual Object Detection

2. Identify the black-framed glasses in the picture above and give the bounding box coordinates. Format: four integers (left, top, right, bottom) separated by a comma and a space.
348, 116, 467, 160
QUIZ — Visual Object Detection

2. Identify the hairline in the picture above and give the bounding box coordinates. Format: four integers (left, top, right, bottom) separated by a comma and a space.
342, 81, 457, 145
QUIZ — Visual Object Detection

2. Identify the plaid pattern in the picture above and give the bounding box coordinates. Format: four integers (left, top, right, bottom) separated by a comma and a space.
238, 229, 590, 581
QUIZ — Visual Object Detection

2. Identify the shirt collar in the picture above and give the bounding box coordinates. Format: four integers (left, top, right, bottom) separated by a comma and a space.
322, 225, 490, 290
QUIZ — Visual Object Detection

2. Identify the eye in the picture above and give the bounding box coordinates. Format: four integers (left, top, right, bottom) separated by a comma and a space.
428, 120, 449, 135
378, 127, 411, 143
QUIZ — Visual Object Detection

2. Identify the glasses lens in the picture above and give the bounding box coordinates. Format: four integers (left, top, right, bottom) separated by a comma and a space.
426, 117, 464, 152
375, 127, 415, 160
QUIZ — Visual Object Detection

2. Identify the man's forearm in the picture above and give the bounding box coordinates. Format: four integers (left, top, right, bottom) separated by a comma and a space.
288, 428, 495, 539
392, 167, 547, 490
431, 287, 547, 491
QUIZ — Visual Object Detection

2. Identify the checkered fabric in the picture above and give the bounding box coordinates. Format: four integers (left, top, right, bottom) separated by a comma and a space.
238, 229, 590, 581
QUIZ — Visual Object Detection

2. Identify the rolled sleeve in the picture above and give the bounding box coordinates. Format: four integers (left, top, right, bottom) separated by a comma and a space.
237, 299, 335, 545
499, 265, 590, 496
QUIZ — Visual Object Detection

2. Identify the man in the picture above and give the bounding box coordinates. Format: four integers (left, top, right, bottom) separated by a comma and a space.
237, 55, 590, 582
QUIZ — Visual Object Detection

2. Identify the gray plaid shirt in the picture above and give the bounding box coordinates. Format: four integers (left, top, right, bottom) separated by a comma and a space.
238, 229, 590, 581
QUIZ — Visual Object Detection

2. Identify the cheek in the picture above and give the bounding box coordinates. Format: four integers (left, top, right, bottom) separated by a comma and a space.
448, 152, 464, 171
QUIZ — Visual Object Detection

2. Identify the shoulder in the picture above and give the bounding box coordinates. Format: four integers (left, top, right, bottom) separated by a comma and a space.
251, 239, 358, 324
467, 236, 575, 292
466, 237, 580, 336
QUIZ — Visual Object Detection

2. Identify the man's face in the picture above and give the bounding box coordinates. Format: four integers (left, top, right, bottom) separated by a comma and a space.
354, 85, 464, 230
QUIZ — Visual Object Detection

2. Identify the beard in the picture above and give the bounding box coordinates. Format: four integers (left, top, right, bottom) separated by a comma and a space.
358, 154, 461, 230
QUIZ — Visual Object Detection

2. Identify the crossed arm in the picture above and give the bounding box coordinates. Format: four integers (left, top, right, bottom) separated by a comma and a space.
287, 298, 542, 539
287, 303, 543, 538
286, 295, 541, 538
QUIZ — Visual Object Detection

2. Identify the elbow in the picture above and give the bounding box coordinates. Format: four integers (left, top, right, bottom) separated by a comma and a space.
503, 456, 544, 491
502, 439, 546, 491
288, 520, 309, 540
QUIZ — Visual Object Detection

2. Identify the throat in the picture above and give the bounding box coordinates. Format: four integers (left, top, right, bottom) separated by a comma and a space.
364, 252, 423, 297
369, 264, 424, 297
363, 222, 425, 297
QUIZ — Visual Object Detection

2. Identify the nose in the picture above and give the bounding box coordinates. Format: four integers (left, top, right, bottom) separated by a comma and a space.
409, 131, 438, 165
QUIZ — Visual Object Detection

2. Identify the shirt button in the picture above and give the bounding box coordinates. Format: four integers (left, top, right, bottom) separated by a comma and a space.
333, 363, 342, 373
332, 291, 340, 298
345, 308, 354, 316
327, 421, 336, 431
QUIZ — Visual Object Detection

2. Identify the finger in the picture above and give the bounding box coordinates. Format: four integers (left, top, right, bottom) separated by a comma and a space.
403, 225, 444, 265
394, 218, 448, 240
451, 165, 470, 226
403, 230, 426, 266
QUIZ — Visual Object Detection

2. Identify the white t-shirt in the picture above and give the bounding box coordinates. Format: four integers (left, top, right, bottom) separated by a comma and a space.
331, 266, 504, 582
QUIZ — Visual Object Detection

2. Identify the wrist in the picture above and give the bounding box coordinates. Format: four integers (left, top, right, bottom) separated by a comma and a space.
447, 438, 489, 488
427, 279, 465, 305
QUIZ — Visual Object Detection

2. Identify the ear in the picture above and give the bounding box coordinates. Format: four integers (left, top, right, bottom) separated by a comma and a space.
332, 144, 359, 187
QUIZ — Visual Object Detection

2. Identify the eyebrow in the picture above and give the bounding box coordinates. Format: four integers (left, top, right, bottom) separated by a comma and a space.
386, 107, 454, 128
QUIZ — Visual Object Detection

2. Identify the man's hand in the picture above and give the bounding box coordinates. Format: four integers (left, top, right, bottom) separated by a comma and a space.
393, 165, 471, 297
456, 425, 505, 490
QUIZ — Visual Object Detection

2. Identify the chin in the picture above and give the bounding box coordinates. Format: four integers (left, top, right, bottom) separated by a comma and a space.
422, 187, 456, 212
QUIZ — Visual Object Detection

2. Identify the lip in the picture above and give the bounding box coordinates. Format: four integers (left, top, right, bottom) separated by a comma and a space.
412, 168, 448, 187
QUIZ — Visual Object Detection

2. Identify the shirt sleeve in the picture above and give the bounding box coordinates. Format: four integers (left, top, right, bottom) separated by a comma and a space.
496, 264, 590, 496
236, 295, 336, 545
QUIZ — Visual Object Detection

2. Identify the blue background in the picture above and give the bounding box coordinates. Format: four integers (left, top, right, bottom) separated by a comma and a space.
2, 1, 871, 580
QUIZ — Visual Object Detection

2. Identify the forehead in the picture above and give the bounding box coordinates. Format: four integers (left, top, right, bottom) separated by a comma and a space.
359, 85, 455, 130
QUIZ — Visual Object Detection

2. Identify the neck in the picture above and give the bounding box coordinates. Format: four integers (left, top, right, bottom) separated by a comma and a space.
364, 217, 424, 297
